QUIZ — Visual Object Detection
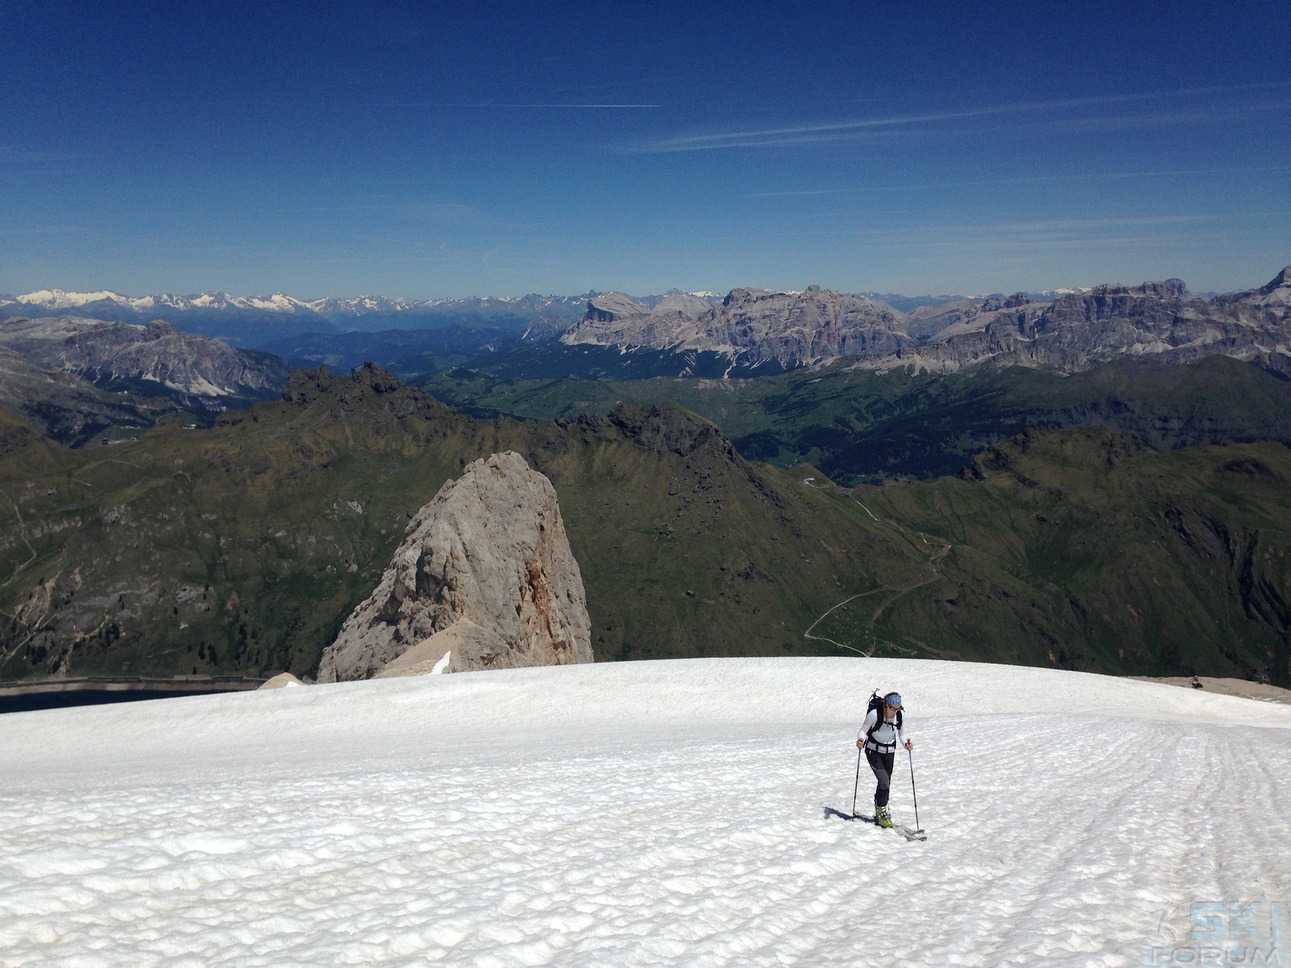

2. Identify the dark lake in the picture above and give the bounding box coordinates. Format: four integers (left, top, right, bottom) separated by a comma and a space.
0, 683, 259, 714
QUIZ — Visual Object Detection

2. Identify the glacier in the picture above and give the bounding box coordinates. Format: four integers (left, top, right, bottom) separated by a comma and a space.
0, 656, 1287, 967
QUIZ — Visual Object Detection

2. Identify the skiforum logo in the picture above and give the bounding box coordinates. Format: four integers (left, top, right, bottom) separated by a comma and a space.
1147, 901, 1286, 966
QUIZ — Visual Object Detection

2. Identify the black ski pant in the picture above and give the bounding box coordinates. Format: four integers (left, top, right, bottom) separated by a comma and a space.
866, 746, 896, 809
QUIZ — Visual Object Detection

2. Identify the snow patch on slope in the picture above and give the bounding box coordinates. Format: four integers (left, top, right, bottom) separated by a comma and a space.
0, 658, 1286, 967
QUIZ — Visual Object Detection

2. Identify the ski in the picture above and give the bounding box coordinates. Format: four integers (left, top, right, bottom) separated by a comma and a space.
824, 807, 928, 840
864, 816, 927, 841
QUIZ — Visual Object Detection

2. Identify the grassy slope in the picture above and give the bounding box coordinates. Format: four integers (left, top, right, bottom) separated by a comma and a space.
0, 371, 902, 679
1, 370, 1287, 686
843, 430, 1291, 681
420, 356, 1291, 484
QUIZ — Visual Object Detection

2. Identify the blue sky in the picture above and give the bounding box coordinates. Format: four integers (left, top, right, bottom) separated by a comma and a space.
2, 0, 1288, 299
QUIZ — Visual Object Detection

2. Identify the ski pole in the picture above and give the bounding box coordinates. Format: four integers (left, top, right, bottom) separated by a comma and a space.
908, 748, 922, 832
851, 745, 863, 819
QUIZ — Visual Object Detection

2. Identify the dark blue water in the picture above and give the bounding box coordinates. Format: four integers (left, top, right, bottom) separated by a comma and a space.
0, 687, 234, 715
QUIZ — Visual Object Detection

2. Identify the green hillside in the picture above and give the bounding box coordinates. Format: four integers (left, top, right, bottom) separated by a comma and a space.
841, 430, 1290, 681
1, 366, 1287, 686
420, 355, 1291, 484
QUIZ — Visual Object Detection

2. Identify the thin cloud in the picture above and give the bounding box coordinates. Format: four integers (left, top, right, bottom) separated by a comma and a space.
0, 224, 94, 236
769, 215, 1227, 247
288, 199, 505, 229
337, 101, 660, 110
354, 235, 455, 251
487, 103, 660, 109
750, 165, 1291, 198
621, 81, 1291, 154
0, 146, 84, 160
865, 214, 1223, 237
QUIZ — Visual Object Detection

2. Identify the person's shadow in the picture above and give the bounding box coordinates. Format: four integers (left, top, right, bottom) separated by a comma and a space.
823, 806, 873, 823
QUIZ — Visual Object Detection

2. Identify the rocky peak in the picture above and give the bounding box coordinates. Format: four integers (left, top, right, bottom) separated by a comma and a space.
584, 292, 648, 323
1268, 266, 1291, 291
281, 363, 435, 407
564, 285, 910, 367
1074, 278, 1190, 301
1148, 278, 1190, 300
608, 403, 737, 461
1230, 266, 1291, 310
316, 451, 593, 681
650, 291, 712, 318
0, 314, 289, 401
722, 287, 777, 308
281, 366, 339, 405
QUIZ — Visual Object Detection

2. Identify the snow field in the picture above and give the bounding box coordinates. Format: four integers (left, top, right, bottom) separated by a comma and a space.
0, 658, 1288, 967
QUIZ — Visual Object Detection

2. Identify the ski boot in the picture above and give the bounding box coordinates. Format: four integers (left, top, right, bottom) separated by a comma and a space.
876, 805, 893, 829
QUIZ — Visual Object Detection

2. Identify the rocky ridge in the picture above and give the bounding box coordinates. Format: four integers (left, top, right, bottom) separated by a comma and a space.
562, 267, 1291, 374
1223, 266, 1291, 309
0, 315, 289, 405
7, 268, 1288, 377
317, 451, 593, 681
562, 286, 909, 367
0, 347, 157, 445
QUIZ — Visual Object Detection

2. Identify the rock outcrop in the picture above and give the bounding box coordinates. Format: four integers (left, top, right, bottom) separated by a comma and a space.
562, 286, 909, 367
316, 451, 592, 681
259, 672, 304, 689
1226, 265, 1291, 310
0, 315, 289, 403
560, 268, 1291, 376
0, 346, 158, 445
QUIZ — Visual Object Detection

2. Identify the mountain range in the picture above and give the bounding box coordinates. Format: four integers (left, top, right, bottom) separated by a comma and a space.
0, 289, 596, 344
562, 269, 1291, 372
6, 268, 1284, 380
0, 316, 289, 444
2, 265, 1290, 688
3, 265, 1291, 466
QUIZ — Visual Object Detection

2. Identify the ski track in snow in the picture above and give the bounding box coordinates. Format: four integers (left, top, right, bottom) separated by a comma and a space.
0, 658, 1288, 967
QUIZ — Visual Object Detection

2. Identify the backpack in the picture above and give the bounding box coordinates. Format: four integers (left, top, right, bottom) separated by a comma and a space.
865, 689, 903, 744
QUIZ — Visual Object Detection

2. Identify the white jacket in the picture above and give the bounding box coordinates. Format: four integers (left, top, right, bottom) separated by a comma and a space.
861, 709, 909, 750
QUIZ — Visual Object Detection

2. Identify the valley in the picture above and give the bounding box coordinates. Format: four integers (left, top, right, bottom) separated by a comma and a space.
1, 365, 1287, 689
2, 267, 1289, 690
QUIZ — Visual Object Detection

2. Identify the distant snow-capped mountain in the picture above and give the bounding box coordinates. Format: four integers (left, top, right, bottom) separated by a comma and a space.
5, 269, 1286, 373
0, 289, 598, 346
13, 289, 163, 312
9, 289, 318, 315
302, 295, 416, 316
0, 289, 595, 317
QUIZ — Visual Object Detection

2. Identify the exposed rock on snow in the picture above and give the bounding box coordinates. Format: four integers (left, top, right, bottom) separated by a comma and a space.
1133, 675, 1291, 704
317, 451, 592, 681
258, 672, 304, 689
